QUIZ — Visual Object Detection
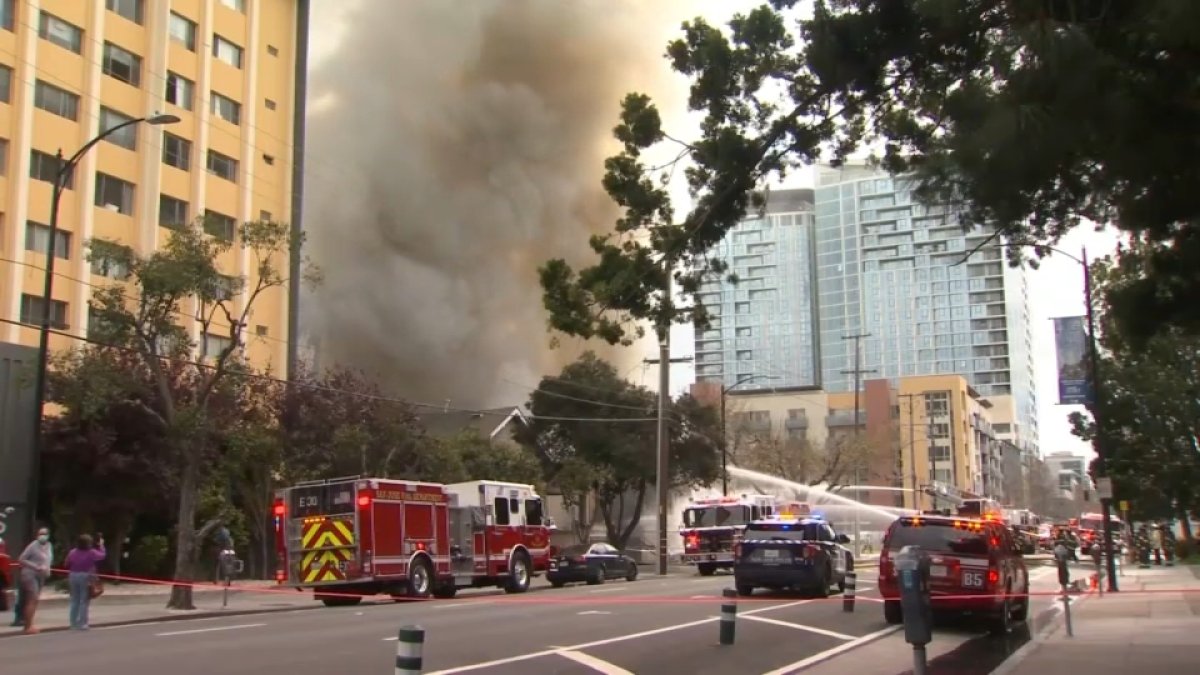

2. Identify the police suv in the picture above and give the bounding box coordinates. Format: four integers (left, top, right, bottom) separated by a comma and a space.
732, 505, 854, 597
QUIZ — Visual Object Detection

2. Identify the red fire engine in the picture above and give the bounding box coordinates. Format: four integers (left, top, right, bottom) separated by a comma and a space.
273, 476, 554, 605
679, 494, 778, 575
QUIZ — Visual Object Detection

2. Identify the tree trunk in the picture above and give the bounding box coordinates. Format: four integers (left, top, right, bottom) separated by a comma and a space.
615, 482, 647, 550
167, 455, 200, 610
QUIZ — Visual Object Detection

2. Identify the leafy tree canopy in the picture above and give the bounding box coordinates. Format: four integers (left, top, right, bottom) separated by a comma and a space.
1069, 245, 1200, 528
514, 352, 718, 547
541, 0, 1200, 345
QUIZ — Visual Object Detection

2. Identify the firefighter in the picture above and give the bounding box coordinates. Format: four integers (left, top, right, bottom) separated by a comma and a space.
1150, 523, 1165, 565
1160, 523, 1177, 566
1053, 526, 1078, 562
1134, 524, 1152, 568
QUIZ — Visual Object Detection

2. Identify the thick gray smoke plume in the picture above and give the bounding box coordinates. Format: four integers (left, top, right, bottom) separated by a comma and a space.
302, 0, 685, 407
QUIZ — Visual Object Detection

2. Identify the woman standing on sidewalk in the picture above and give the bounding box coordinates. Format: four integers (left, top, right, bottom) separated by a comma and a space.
16, 526, 53, 634
64, 534, 105, 630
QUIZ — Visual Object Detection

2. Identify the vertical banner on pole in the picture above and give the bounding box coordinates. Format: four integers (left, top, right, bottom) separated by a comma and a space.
1053, 316, 1091, 405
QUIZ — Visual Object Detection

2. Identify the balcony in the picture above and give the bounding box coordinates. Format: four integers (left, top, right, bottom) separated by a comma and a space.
826, 410, 866, 427
785, 413, 809, 430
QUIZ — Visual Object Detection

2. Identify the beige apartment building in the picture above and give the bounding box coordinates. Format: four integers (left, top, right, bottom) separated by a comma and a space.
695, 372, 1016, 511
0, 0, 309, 372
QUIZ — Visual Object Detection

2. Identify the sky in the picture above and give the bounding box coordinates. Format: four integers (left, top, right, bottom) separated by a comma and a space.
307, 0, 1113, 460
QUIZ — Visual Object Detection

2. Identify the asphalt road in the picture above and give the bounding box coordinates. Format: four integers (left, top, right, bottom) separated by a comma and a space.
3, 562, 1071, 675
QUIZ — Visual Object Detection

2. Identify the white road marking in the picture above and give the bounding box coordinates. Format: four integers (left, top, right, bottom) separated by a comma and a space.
424, 599, 815, 673
556, 650, 636, 674
691, 594, 713, 599
852, 596, 884, 603
760, 625, 902, 675
741, 615, 856, 641
155, 623, 266, 637
577, 610, 612, 615
588, 586, 622, 593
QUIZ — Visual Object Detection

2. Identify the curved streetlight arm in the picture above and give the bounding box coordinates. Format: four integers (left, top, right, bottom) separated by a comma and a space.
25, 113, 178, 543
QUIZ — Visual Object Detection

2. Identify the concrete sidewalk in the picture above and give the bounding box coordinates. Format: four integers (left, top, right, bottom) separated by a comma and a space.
995, 564, 1200, 674
2, 582, 316, 636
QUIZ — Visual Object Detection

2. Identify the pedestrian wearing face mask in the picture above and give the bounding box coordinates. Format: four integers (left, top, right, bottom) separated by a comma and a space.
17, 527, 53, 634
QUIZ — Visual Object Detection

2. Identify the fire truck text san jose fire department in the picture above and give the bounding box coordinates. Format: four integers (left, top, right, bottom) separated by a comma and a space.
679, 494, 779, 575
273, 476, 554, 605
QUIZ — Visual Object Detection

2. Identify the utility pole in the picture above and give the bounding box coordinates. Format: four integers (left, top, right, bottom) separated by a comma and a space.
644, 342, 692, 576
898, 393, 922, 511
840, 334, 875, 558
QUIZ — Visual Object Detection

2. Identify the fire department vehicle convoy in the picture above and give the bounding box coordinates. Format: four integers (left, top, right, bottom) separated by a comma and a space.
274, 476, 554, 606
679, 494, 780, 575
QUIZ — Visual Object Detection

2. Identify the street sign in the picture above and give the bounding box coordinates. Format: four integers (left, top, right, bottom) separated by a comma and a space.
1119, 500, 1130, 512
1096, 478, 1113, 500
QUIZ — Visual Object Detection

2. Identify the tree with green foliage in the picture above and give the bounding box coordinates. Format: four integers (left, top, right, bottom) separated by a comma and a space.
541, 0, 1200, 346
437, 431, 544, 487
1069, 245, 1200, 548
277, 366, 445, 483
86, 217, 312, 609
514, 353, 718, 548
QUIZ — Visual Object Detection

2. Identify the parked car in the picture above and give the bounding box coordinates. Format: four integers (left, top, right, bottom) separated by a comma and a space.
878, 513, 1030, 634
546, 543, 638, 587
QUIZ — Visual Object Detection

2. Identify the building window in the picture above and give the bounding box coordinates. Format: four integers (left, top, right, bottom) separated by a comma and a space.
20, 294, 69, 329
38, 12, 83, 54
30, 149, 73, 188
106, 0, 143, 24
95, 173, 136, 215
168, 12, 196, 51
266, 45, 279, 57
262, 154, 275, 166
25, 221, 71, 259
203, 209, 236, 240
202, 331, 233, 360
0, 0, 12, 31
206, 150, 238, 182
103, 42, 142, 87
210, 92, 241, 125
34, 80, 80, 121
165, 72, 194, 110
259, 210, 272, 221
264, 98, 276, 111
219, 0, 246, 12
213, 35, 243, 69
0, 138, 7, 175
99, 107, 137, 150
89, 239, 131, 279
0, 65, 10, 103
162, 133, 191, 170
159, 194, 189, 230
255, 324, 268, 336
212, 274, 237, 301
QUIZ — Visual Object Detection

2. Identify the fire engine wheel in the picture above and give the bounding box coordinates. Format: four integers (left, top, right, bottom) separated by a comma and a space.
697, 563, 717, 576
407, 557, 434, 599
431, 584, 458, 599
504, 551, 532, 594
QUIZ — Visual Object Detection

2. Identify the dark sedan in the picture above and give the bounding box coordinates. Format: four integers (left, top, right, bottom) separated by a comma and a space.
546, 543, 639, 587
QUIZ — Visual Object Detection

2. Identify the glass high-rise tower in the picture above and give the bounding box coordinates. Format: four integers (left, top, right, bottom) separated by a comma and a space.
693, 189, 820, 391
814, 165, 1037, 450
694, 167, 1039, 452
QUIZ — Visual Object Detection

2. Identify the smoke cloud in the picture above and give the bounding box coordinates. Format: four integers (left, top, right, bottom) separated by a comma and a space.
302, 0, 684, 408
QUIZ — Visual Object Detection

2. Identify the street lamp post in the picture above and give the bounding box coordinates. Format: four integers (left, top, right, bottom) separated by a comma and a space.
25, 114, 181, 536
719, 374, 777, 496
958, 242, 1119, 591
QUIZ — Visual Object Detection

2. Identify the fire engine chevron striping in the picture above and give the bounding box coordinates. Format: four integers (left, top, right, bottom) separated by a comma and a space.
300, 519, 355, 583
